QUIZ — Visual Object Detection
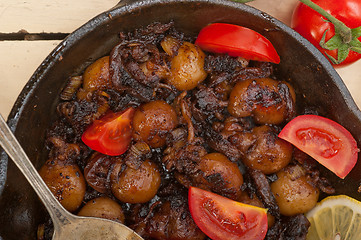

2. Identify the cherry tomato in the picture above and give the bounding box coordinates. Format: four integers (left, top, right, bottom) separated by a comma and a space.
292, 0, 361, 66
82, 107, 135, 156
195, 23, 280, 64
278, 115, 359, 179
188, 186, 268, 240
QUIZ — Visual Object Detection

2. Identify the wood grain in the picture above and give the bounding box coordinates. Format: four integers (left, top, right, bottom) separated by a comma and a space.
0, 41, 61, 116
0, 0, 118, 33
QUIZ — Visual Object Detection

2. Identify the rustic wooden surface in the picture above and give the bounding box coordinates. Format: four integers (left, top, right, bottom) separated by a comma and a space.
1, 0, 361, 119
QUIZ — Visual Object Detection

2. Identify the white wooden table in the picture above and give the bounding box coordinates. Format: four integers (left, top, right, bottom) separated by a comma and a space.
1, 0, 361, 119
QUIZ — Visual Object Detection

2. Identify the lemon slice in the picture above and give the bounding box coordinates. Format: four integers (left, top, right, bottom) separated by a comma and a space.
306, 195, 361, 240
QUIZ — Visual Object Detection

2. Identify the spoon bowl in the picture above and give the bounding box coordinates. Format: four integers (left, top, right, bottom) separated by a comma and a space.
52, 214, 142, 240
0, 114, 143, 240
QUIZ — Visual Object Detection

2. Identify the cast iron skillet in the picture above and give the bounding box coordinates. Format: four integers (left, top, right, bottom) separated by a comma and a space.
1, 0, 361, 239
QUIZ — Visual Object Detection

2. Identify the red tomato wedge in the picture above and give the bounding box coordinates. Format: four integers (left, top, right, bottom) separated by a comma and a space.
279, 115, 359, 179
82, 107, 135, 156
195, 23, 280, 64
188, 187, 268, 240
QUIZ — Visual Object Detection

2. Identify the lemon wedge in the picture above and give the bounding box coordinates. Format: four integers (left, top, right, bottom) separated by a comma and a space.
306, 195, 361, 240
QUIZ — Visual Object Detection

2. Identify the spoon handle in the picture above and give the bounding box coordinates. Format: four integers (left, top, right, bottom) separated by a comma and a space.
0, 114, 73, 228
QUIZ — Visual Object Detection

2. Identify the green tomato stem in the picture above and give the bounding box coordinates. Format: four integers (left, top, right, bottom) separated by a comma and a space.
298, 0, 352, 43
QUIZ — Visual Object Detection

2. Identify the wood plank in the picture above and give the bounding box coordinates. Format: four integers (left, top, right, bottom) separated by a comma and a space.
248, 0, 299, 25
0, 0, 118, 33
0, 40, 61, 117
0, 0, 296, 33
335, 61, 361, 108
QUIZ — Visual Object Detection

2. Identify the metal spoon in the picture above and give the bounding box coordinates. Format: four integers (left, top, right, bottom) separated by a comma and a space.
0, 114, 143, 240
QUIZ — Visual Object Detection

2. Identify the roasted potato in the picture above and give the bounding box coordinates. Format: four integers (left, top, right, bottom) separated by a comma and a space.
239, 125, 293, 174
196, 152, 243, 199
228, 78, 296, 124
78, 197, 125, 223
271, 165, 319, 216
82, 56, 111, 92
167, 42, 207, 90
39, 159, 86, 212
111, 159, 161, 203
132, 100, 178, 148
